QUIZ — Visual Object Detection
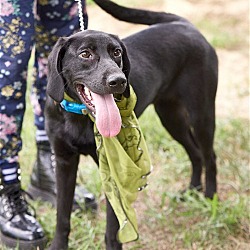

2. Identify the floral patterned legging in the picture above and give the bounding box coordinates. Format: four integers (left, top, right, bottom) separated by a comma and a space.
0, 0, 87, 181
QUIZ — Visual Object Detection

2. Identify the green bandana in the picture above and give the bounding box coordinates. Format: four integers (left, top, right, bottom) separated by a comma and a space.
93, 87, 152, 243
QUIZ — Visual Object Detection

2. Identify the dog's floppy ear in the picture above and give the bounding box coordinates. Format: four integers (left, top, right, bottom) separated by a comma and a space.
47, 37, 68, 102
120, 41, 131, 98
110, 34, 131, 97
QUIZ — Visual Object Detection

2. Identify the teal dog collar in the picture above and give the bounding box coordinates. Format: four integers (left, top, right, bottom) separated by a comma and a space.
60, 99, 88, 115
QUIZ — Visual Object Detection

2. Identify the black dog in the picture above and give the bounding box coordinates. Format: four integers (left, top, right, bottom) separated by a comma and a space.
45, 1, 218, 249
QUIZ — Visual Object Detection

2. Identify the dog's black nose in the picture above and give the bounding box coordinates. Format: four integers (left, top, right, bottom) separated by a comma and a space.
108, 75, 127, 88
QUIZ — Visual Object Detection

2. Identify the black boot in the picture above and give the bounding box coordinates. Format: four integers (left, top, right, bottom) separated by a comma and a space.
0, 182, 47, 250
28, 141, 97, 211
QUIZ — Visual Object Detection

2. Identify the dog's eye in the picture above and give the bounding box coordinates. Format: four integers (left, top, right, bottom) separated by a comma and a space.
80, 51, 92, 59
113, 49, 122, 58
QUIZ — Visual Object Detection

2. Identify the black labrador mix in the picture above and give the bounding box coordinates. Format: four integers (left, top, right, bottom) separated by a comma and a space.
46, 0, 218, 249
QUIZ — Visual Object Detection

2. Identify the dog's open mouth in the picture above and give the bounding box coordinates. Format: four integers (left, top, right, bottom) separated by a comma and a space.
76, 84, 95, 112
76, 84, 122, 138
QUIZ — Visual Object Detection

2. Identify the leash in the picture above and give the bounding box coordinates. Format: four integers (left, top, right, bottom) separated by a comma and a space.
59, 1, 88, 114
75, 0, 86, 31
59, 1, 88, 113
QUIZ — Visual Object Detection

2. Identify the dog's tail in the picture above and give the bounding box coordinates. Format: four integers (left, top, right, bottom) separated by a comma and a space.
93, 0, 185, 25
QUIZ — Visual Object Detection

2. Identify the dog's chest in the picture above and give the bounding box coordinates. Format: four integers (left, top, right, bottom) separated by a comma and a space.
63, 114, 96, 153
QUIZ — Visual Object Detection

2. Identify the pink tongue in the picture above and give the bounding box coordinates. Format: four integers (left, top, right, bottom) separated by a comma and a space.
91, 92, 121, 137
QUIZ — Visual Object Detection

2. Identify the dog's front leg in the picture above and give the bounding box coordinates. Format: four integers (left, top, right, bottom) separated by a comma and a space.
105, 197, 122, 250
49, 151, 79, 250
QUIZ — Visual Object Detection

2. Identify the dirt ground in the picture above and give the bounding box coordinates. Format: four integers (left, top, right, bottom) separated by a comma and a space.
88, 0, 249, 119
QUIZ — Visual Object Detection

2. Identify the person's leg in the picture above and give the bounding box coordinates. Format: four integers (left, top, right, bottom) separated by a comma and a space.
0, 1, 46, 249
28, 0, 96, 211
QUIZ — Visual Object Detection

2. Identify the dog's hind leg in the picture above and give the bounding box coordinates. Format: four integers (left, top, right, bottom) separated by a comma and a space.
195, 114, 217, 199
105, 197, 122, 250
204, 150, 217, 198
154, 99, 204, 193
49, 149, 79, 250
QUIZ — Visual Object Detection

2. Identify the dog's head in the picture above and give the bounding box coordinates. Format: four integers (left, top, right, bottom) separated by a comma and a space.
47, 30, 131, 137
47, 30, 130, 104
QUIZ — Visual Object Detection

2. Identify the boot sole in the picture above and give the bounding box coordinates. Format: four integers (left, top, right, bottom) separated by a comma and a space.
28, 184, 98, 211
0, 232, 47, 250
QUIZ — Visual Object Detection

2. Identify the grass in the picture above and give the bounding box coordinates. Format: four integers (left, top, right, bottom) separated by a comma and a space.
14, 100, 250, 250
122, 108, 250, 250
